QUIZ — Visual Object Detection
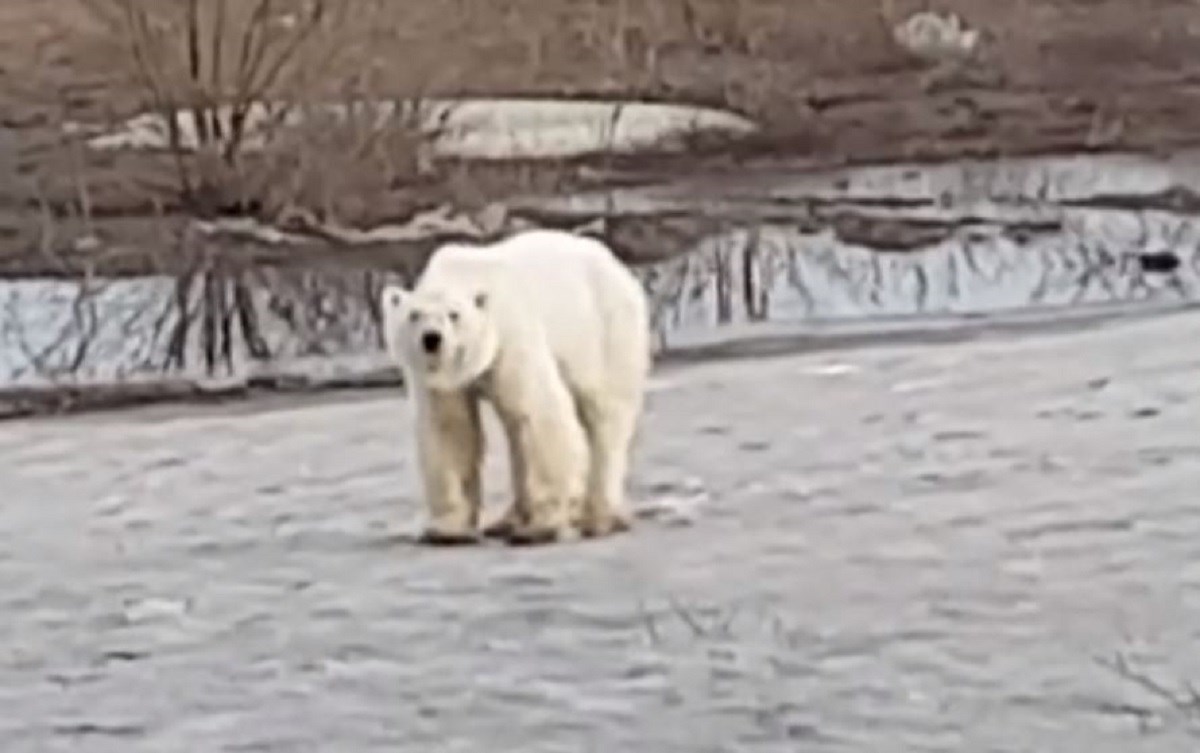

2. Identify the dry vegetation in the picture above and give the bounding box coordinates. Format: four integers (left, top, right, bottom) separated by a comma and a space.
68, 0, 435, 221
3, 0, 1200, 275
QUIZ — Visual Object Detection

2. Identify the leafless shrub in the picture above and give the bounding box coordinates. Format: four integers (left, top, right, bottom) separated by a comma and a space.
635, 597, 803, 647
12, 0, 453, 381
74, 0, 439, 225
1096, 652, 1200, 735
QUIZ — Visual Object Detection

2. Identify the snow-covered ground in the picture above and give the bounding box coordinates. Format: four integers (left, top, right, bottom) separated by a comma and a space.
4, 306, 1200, 751
2, 202, 1195, 393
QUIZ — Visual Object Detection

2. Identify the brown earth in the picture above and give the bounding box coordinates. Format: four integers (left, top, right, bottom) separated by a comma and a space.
4, 1, 1200, 276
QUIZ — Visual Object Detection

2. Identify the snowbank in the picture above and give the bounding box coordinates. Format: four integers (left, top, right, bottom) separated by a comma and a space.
66, 98, 759, 160
5, 151, 1199, 416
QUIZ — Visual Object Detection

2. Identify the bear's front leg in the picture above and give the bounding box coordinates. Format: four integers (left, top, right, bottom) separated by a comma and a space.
481, 425, 528, 540
415, 389, 485, 546
493, 392, 588, 547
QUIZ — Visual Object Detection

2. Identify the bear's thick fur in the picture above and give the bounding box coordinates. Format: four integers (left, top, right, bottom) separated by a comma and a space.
381, 229, 651, 546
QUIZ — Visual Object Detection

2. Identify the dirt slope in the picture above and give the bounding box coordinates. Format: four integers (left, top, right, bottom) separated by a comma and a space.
4, 0, 1200, 274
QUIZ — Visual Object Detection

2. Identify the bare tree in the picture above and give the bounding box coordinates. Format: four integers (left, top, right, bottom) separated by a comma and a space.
75, 0, 435, 225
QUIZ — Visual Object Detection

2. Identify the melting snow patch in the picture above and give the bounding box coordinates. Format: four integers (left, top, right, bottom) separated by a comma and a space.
805, 362, 862, 377
633, 477, 710, 527
120, 596, 193, 626
67, 98, 759, 160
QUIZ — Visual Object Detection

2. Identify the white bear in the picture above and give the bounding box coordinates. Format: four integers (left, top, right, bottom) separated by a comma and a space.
380, 228, 651, 546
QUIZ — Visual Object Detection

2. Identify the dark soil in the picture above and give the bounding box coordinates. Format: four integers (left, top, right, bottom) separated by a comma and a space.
5, 1, 1200, 276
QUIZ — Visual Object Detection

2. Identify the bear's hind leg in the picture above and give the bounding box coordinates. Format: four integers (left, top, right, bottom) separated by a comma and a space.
481, 423, 586, 539
416, 390, 485, 546
577, 394, 641, 539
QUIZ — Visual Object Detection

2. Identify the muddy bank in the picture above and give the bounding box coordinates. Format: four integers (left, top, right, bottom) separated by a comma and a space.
10, 0, 1200, 281
10, 1, 1200, 182
4, 151, 1200, 419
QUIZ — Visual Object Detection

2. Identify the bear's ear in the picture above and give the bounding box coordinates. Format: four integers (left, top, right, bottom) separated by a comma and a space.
381, 285, 408, 313
473, 291, 488, 310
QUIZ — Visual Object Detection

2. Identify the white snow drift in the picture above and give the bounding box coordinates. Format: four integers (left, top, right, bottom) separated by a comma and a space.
65, 98, 759, 160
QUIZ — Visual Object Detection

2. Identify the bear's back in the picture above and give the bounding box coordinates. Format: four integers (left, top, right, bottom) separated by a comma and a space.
416, 229, 648, 395
420, 229, 630, 300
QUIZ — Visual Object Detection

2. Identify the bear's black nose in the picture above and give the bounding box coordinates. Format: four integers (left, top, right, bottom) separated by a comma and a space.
1137, 251, 1180, 274
421, 330, 442, 354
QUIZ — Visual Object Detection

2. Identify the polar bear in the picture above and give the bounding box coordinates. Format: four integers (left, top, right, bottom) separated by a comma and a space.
380, 228, 651, 546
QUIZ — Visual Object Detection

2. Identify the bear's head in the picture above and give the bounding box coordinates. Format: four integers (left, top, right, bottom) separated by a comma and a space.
380, 284, 496, 391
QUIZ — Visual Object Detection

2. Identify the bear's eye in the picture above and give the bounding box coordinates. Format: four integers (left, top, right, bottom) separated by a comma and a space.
448, 310, 460, 324
408, 311, 421, 323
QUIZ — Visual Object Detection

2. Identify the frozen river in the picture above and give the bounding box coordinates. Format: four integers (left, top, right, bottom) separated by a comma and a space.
4, 306, 1200, 751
